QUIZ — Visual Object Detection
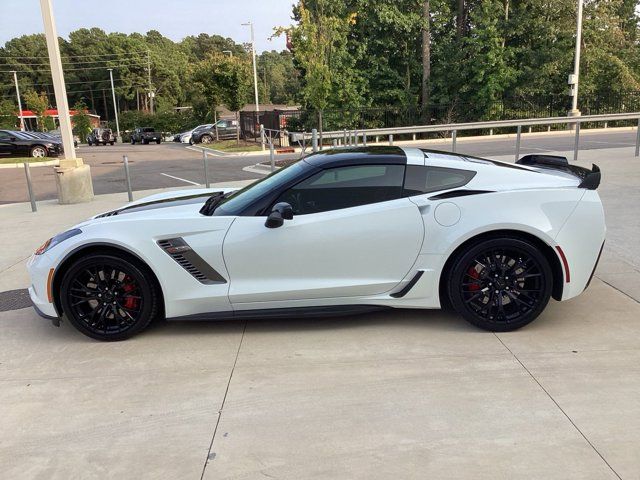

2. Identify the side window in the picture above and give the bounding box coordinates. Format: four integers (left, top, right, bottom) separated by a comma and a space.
276, 164, 405, 215
403, 165, 476, 196
217, 121, 229, 128
0, 131, 10, 140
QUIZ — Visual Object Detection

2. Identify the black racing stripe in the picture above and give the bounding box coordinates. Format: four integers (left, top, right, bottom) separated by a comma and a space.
96, 192, 218, 217
428, 189, 494, 200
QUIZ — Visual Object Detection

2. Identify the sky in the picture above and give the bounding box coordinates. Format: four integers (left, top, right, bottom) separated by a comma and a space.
1, 0, 294, 53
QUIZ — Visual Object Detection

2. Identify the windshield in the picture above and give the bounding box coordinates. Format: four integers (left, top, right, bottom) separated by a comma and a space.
213, 162, 309, 216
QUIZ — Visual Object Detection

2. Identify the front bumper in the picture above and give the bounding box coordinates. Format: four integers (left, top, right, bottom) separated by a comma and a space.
26, 254, 59, 321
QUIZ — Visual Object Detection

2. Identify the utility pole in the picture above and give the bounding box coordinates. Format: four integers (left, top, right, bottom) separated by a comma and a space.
40, 0, 93, 203
40, 0, 75, 159
147, 50, 154, 114
10, 71, 25, 131
108, 68, 121, 142
569, 0, 583, 117
242, 21, 260, 114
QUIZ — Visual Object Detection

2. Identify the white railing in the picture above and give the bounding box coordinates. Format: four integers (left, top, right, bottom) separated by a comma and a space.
292, 112, 640, 161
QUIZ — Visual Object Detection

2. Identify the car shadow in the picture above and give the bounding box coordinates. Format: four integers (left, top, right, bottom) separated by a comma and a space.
144, 306, 478, 338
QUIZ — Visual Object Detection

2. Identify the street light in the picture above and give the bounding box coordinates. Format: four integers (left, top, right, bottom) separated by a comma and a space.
107, 68, 121, 142
241, 21, 260, 114
569, 0, 583, 117
9, 71, 25, 131
222, 50, 233, 57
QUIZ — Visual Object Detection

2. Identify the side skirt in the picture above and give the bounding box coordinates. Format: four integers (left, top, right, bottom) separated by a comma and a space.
167, 304, 390, 322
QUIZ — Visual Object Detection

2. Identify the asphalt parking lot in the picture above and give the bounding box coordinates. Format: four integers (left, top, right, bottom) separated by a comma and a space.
1, 128, 639, 204
1, 142, 640, 479
0, 142, 263, 204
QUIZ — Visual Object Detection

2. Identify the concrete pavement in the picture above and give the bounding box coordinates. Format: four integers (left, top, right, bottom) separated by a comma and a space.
1, 278, 638, 479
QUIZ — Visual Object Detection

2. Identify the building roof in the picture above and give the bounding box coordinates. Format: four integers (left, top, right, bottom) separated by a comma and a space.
20, 109, 100, 118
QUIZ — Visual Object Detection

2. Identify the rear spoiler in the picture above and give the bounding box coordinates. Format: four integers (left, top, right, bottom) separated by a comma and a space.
516, 155, 601, 190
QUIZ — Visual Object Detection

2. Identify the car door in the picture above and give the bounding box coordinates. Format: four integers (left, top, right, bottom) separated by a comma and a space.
0, 131, 17, 156
215, 120, 233, 139
222, 164, 424, 304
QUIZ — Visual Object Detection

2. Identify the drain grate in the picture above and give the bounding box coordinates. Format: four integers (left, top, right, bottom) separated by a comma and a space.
0, 289, 31, 312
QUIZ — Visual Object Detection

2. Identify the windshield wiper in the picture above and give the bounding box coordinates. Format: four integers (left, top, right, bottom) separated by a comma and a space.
199, 191, 234, 216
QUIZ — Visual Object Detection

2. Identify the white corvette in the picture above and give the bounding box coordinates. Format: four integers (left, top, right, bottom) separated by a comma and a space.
27, 146, 605, 341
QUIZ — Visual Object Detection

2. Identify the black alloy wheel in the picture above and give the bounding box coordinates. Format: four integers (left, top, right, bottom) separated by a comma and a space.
448, 237, 552, 331
60, 254, 160, 341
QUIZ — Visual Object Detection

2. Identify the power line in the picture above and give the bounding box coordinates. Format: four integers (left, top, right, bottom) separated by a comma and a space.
0, 52, 146, 59
0, 83, 149, 99
2, 57, 150, 67
0, 77, 145, 89
0, 62, 148, 74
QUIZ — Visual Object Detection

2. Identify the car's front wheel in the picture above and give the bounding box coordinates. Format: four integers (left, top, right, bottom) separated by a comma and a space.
447, 237, 552, 331
60, 254, 160, 341
30, 146, 47, 158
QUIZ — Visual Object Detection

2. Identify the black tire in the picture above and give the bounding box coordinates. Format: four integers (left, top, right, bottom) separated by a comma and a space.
87, 139, 92, 146
30, 145, 47, 158
60, 254, 160, 341
131, 138, 136, 145
110, 141, 115, 146
447, 237, 552, 332
156, 139, 161, 144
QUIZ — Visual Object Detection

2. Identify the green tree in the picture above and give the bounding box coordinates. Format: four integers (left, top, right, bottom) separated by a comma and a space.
0, 99, 18, 129
72, 101, 92, 142
23, 89, 50, 131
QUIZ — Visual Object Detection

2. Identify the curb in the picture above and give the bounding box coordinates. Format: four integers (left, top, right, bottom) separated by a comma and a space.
242, 164, 276, 175
0, 159, 60, 169
185, 145, 267, 157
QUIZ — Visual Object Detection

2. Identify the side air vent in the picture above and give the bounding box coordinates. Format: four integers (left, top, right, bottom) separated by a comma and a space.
157, 238, 227, 285
95, 210, 119, 218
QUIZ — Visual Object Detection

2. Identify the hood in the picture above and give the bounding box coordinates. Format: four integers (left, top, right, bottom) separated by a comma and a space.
91, 188, 239, 219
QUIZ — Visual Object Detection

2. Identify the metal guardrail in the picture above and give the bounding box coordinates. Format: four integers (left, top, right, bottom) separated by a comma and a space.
294, 112, 640, 161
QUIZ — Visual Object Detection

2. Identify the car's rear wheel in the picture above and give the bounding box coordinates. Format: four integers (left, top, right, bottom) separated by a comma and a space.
60, 254, 160, 341
447, 237, 552, 331
156, 139, 161, 144
30, 146, 47, 158
200, 134, 213, 144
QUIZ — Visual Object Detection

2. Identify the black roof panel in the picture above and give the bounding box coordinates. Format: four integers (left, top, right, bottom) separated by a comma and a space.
302, 146, 407, 169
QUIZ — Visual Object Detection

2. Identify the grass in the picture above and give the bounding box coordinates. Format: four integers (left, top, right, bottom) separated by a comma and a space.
200, 139, 263, 153
0, 156, 58, 165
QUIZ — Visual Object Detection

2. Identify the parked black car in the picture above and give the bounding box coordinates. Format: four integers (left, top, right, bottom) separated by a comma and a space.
87, 128, 115, 146
190, 120, 240, 144
0, 130, 63, 158
131, 127, 162, 145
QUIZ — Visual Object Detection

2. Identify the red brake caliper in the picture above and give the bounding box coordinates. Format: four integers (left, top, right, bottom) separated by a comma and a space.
121, 276, 139, 310
467, 267, 481, 291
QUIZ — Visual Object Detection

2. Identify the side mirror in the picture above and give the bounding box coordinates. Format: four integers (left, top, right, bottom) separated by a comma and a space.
265, 202, 293, 228
265, 210, 284, 229
273, 202, 293, 220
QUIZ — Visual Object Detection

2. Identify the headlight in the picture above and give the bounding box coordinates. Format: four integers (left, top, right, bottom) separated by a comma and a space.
35, 229, 82, 255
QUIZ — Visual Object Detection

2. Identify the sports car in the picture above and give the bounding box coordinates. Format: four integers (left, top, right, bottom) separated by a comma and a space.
27, 146, 605, 341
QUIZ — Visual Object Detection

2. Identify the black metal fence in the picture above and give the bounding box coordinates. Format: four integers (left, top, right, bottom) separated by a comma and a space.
240, 92, 640, 146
